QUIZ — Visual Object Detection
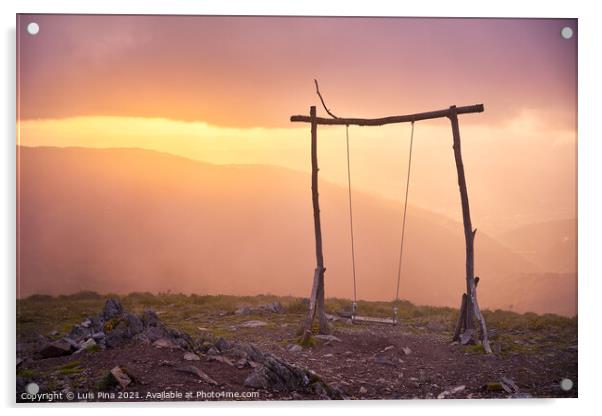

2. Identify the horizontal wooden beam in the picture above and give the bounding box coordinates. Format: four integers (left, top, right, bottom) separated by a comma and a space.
290, 104, 484, 126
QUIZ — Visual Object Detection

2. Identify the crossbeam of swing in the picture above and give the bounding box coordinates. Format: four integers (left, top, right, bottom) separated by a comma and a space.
290, 104, 484, 126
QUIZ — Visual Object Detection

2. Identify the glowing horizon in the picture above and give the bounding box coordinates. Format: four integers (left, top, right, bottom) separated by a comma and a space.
18, 109, 576, 235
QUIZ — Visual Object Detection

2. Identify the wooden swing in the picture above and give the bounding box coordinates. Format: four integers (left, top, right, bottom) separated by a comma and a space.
290, 80, 492, 353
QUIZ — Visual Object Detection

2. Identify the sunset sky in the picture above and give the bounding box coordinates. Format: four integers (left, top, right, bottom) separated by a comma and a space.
17, 15, 577, 235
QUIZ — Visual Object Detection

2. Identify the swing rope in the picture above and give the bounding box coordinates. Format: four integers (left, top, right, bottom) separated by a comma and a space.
345, 125, 358, 306
345, 122, 415, 320
395, 121, 415, 303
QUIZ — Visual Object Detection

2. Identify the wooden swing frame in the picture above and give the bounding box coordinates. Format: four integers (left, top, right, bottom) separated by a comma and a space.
290, 89, 491, 353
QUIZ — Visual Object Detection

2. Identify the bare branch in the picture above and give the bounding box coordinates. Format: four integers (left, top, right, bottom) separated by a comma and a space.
314, 79, 338, 119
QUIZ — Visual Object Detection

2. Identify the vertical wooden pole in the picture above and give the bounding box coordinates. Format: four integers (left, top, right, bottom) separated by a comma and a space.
449, 106, 476, 335
449, 106, 491, 352
303, 106, 329, 336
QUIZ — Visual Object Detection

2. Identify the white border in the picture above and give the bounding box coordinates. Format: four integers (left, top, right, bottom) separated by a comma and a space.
2, 1, 601, 415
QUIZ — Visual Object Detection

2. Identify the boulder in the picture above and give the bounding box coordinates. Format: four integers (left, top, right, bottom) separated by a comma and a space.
74, 338, 96, 354
264, 301, 286, 314
153, 338, 179, 349
92, 332, 105, 341
110, 366, 132, 389
183, 352, 201, 361
103, 298, 124, 320
104, 313, 144, 348
68, 324, 93, 341
39, 339, 74, 358
215, 337, 231, 352
242, 346, 341, 398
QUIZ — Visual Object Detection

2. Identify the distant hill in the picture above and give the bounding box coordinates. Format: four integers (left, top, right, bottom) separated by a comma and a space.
17, 146, 575, 315
497, 219, 577, 273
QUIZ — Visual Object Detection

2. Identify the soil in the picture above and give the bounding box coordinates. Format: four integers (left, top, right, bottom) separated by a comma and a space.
16, 315, 578, 402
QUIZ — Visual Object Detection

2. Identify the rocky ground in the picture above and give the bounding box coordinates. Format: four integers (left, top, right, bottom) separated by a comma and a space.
16, 293, 578, 402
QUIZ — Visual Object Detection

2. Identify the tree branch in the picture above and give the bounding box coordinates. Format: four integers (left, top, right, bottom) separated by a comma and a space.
314, 79, 338, 119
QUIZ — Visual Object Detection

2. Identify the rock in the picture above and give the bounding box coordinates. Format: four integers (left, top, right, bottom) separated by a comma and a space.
81, 318, 92, 328
501, 377, 520, 393
141, 309, 162, 327
110, 366, 132, 389
264, 301, 286, 314
184, 352, 201, 361
39, 339, 74, 358
402, 347, 412, 355
235, 307, 251, 315
92, 332, 105, 341
232, 343, 266, 363
104, 312, 144, 348
68, 324, 93, 341
153, 338, 179, 349
49, 330, 59, 337
289, 344, 303, 353
382, 345, 395, 352
244, 369, 269, 389
74, 338, 96, 354
437, 385, 466, 399
63, 337, 80, 350
315, 334, 342, 343
240, 320, 268, 328
199, 341, 214, 352
359, 386, 368, 394
206, 347, 220, 355
207, 355, 234, 366
145, 326, 169, 343
235, 358, 249, 368
215, 337, 231, 352
103, 298, 124, 320
243, 351, 341, 398
176, 365, 218, 385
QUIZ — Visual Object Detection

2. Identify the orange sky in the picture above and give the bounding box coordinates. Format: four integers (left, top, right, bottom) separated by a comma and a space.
16, 15, 577, 234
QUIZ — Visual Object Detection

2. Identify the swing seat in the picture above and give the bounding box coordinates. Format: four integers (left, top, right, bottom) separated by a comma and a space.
352, 314, 398, 325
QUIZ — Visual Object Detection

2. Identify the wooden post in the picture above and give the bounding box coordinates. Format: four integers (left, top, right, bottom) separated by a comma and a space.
449, 106, 491, 352
302, 106, 329, 337
449, 105, 476, 336
453, 293, 467, 341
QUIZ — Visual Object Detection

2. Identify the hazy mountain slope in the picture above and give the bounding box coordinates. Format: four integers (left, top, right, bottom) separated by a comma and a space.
497, 219, 577, 273
18, 146, 573, 314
